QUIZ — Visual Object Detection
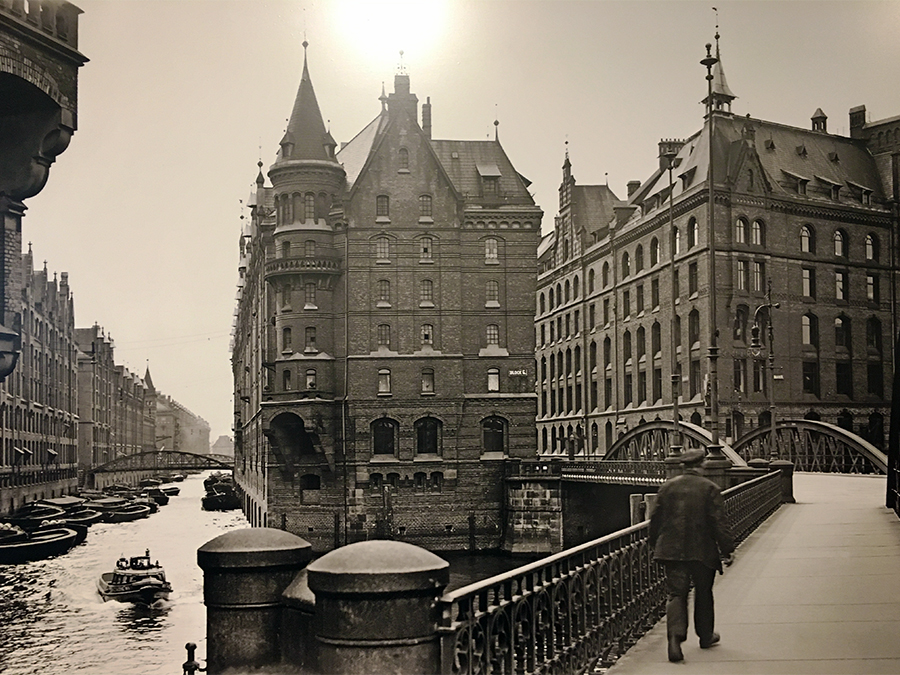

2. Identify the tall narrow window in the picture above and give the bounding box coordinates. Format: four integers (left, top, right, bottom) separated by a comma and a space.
415, 417, 441, 454
751, 219, 766, 246
735, 217, 748, 244
651, 278, 660, 308
421, 324, 434, 346
305, 282, 317, 308
867, 317, 883, 353
802, 268, 815, 298
378, 369, 392, 394
420, 237, 433, 260
305, 192, 316, 220
835, 270, 848, 301
421, 368, 435, 393
305, 327, 316, 352
673, 227, 681, 255
688, 262, 699, 295
602, 262, 610, 287
867, 273, 879, 303
372, 418, 397, 455
281, 241, 291, 258
689, 309, 700, 346
866, 234, 879, 262
486, 324, 500, 345
802, 314, 818, 347
652, 322, 661, 355
635, 245, 644, 273
376, 236, 390, 261
377, 279, 391, 306
833, 230, 846, 257
650, 237, 659, 266
377, 324, 391, 349
398, 147, 409, 170
485, 238, 498, 262
688, 217, 699, 248
305, 369, 316, 390
622, 252, 630, 278
376, 195, 390, 218
482, 416, 505, 453
419, 195, 433, 218
305, 240, 316, 257
835, 316, 851, 350
485, 280, 500, 306
282, 369, 292, 391
800, 225, 815, 253
420, 279, 434, 305
282, 327, 292, 352
752, 261, 765, 292
487, 368, 500, 392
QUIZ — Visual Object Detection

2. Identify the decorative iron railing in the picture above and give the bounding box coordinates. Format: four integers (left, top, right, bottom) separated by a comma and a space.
561, 460, 667, 485
438, 469, 784, 674
90, 450, 233, 474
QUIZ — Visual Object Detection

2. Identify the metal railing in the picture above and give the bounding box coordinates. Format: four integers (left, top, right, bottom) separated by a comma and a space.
438, 469, 783, 674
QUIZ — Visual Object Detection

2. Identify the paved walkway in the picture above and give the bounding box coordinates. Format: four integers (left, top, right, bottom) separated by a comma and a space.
606, 473, 900, 675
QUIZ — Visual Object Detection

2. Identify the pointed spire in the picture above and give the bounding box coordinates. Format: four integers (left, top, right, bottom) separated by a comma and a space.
704, 27, 736, 112
144, 362, 155, 392
255, 160, 265, 186
379, 82, 387, 112
277, 41, 335, 163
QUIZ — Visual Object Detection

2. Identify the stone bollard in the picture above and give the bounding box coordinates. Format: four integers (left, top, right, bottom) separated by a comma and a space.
282, 568, 317, 672
307, 540, 450, 675
629, 494, 645, 525
769, 459, 796, 504
644, 493, 658, 519
197, 528, 312, 674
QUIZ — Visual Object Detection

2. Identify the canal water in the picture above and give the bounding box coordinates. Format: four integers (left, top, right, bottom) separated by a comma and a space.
0, 471, 535, 674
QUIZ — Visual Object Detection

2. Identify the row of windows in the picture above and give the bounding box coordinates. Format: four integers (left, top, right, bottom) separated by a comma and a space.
374, 194, 433, 219
541, 222, 883, 316
281, 323, 504, 354
373, 236, 499, 262
277, 367, 505, 395
279, 240, 318, 258
795, 266, 882, 304
276, 191, 330, 224
797, 314, 884, 354
370, 416, 507, 456
372, 279, 501, 306
798, 361, 884, 399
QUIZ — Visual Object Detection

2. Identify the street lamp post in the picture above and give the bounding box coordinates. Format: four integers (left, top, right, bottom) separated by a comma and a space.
749, 279, 780, 460
664, 148, 682, 461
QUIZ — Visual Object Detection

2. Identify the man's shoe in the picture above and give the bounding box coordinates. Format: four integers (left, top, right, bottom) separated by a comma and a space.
699, 633, 720, 649
668, 636, 684, 662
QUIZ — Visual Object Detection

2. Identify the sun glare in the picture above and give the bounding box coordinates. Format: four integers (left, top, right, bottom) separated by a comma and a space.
333, 0, 449, 67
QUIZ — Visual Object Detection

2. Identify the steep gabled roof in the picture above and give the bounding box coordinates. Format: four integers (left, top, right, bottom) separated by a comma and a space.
336, 112, 387, 189
431, 139, 534, 203
572, 184, 621, 235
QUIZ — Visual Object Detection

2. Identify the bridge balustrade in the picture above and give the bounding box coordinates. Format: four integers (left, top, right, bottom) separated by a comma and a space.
561, 460, 667, 485
437, 470, 784, 675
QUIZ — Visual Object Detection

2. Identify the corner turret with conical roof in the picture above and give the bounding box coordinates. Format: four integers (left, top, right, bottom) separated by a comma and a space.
702, 33, 736, 114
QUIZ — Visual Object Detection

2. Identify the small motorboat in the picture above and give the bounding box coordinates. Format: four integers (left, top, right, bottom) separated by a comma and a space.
0, 524, 79, 564
201, 483, 241, 511
32, 520, 89, 546
171, 474, 185, 482
160, 486, 180, 496
103, 503, 152, 523
38, 496, 104, 527
97, 549, 172, 604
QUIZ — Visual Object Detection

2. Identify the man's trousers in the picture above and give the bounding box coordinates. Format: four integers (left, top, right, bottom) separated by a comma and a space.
662, 560, 717, 643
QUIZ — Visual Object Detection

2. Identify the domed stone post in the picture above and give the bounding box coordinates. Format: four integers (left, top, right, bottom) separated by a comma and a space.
307, 540, 450, 674
197, 528, 312, 674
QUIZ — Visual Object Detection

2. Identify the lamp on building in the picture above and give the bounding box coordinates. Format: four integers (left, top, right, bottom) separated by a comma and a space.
0, 323, 20, 382
749, 279, 780, 460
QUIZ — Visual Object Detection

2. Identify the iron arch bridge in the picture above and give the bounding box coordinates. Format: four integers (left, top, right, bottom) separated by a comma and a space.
603, 420, 747, 466
733, 420, 887, 475
89, 451, 234, 475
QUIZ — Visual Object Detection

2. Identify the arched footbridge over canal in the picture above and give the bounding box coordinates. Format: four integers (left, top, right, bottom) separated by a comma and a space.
86, 450, 233, 487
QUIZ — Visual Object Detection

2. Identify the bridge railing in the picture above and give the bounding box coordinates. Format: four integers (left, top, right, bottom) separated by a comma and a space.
437, 469, 784, 675
561, 460, 668, 484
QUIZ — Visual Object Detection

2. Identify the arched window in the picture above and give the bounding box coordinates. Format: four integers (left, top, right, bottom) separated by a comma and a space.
305, 369, 316, 390
548, 287, 555, 308
733, 305, 748, 342
573, 275, 580, 298
415, 417, 442, 455
305, 192, 316, 220
282, 369, 292, 390
689, 309, 700, 345
866, 317, 883, 353
650, 237, 659, 266
482, 416, 506, 454
751, 219, 766, 246
673, 226, 681, 255
588, 269, 595, 293
635, 245, 644, 273
539, 293, 546, 314
603, 337, 612, 367
636, 326, 646, 359
291, 193, 301, 222
375, 236, 390, 261
602, 262, 610, 287
623, 330, 632, 362
372, 418, 398, 455
800, 225, 815, 253
622, 252, 630, 278
833, 229, 847, 257
735, 217, 748, 244
419, 194, 433, 218
866, 234, 879, 262
573, 345, 581, 375
589, 341, 597, 370
564, 279, 571, 302
282, 327, 292, 351
802, 313, 819, 347
651, 322, 661, 355
398, 147, 409, 170
487, 367, 500, 392
485, 237, 498, 261
688, 217, 699, 248
486, 280, 499, 305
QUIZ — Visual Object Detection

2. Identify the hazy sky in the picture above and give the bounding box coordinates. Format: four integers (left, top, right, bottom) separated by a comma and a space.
23, 0, 900, 440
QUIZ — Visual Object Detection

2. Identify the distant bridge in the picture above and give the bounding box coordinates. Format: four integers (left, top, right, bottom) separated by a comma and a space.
89, 450, 233, 475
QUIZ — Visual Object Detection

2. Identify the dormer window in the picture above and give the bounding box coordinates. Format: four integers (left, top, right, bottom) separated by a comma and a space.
477, 163, 501, 198
483, 176, 498, 197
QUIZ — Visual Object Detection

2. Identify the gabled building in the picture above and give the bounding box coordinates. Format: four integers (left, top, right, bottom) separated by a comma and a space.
536, 46, 895, 457
233, 46, 542, 551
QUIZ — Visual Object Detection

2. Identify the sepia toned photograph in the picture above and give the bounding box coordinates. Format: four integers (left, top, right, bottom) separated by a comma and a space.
2, 1, 899, 673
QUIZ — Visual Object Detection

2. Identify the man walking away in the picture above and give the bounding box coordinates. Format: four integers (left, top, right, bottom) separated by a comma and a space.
649, 448, 735, 663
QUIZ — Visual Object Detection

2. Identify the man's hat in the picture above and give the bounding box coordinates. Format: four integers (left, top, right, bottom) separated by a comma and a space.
680, 448, 706, 465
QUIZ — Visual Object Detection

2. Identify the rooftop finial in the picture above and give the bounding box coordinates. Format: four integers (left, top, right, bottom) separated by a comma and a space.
565, 138, 569, 160
398, 50, 406, 74
379, 81, 387, 111
713, 6, 720, 54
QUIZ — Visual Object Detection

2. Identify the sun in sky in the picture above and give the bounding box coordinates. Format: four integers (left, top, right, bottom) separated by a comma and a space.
332, 0, 450, 67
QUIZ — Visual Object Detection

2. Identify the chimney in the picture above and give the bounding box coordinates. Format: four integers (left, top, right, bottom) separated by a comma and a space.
627, 180, 641, 198
658, 139, 686, 171
849, 105, 867, 139
422, 96, 432, 140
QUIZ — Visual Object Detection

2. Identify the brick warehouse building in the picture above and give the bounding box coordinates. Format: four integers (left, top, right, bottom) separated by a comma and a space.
537, 48, 896, 457
232, 46, 542, 552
